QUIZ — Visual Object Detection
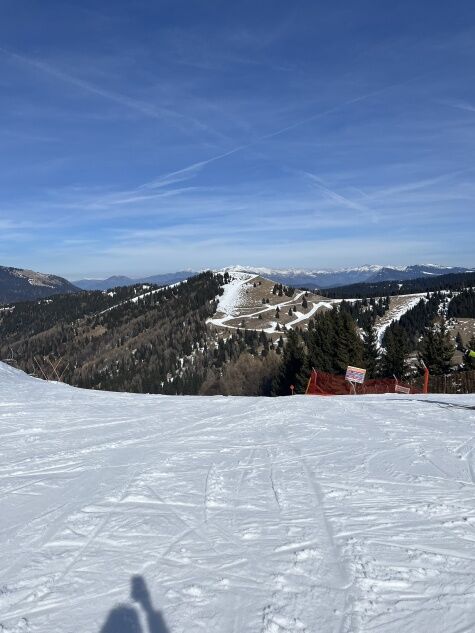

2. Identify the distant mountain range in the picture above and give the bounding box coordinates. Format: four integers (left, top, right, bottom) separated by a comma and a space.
0, 266, 78, 304
222, 264, 473, 288
1, 263, 472, 305
73, 264, 472, 291
73, 271, 194, 291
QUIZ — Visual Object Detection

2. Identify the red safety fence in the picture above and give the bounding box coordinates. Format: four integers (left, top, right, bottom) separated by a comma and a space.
305, 368, 428, 396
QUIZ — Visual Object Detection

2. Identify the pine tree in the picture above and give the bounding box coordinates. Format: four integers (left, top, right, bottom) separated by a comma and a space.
419, 319, 454, 375
272, 330, 305, 395
362, 322, 380, 378
306, 311, 335, 372
380, 325, 409, 378
332, 309, 364, 374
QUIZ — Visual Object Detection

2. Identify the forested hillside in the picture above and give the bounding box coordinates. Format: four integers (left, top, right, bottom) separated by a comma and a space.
322, 271, 475, 299
1, 272, 474, 395
1, 273, 222, 393
0, 284, 152, 339
0, 266, 79, 304
448, 288, 475, 318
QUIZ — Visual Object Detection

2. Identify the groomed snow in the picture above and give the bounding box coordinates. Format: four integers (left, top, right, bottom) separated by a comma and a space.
1, 362, 475, 632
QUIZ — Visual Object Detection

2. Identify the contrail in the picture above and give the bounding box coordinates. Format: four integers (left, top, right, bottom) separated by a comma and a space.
140, 145, 250, 189
302, 170, 369, 212
0, 46, 218, 136
0, 45, 430, 189
0, 47, 178, 120
143, 73, 430, 189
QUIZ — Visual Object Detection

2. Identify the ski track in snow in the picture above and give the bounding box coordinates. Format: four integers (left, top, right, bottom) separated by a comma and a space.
1, 362, 475, 632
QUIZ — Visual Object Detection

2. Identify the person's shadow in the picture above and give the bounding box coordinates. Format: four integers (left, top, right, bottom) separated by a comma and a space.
99, 576, 169, 633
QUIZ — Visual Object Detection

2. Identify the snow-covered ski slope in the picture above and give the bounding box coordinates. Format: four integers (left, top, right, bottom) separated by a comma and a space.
1, 362, 475, 633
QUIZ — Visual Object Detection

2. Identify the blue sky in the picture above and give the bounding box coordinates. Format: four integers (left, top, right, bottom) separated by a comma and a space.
0, 0, 474, 279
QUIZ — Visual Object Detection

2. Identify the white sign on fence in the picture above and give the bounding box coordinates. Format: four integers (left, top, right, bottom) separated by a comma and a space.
345, 366, 366, 384
395, 384, 410, 394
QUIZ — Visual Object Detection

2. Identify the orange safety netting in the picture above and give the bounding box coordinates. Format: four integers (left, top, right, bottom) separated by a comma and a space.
305, 369, 427, 396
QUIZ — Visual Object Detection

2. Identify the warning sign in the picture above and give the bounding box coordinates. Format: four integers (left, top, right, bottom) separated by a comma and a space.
345, 366, 366, 384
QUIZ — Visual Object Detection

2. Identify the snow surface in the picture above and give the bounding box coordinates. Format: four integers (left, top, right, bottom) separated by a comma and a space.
375, 294, 426, 347
213, 272, 258, 318
2, 362, 475, 633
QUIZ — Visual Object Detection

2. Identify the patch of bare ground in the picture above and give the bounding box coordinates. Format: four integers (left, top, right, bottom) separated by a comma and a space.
448, 318, 475, 344
215, 276, 331, 336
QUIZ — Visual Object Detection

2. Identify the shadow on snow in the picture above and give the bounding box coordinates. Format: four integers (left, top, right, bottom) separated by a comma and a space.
99, 575, 169, 633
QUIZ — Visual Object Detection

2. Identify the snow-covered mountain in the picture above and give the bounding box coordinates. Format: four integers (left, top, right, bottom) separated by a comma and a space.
73, 264, 472, 292
222, 264, 472, 288
0, 265, 79, 304
2, 360, 475, 632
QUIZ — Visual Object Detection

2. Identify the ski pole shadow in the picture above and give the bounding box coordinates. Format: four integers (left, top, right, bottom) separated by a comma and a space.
99, 575, 169, 633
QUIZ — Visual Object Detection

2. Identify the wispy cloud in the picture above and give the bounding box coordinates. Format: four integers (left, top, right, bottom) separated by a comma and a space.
1, 2, 474, 276
0, 47, 167, 118
441, 100, 475, 114
0, 47, 220, 138
301, 171, 370, 213
152, 73, 436, 197
57, 234, 440, 279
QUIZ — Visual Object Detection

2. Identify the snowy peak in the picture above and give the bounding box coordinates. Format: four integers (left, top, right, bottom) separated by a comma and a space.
219, 264, 472, 288
368, 265, 471, 284
72, 264, 473, 294
224, 263, 400, 275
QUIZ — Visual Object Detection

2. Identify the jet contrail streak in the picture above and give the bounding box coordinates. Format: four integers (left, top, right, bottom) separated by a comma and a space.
144, 73, 430, 189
